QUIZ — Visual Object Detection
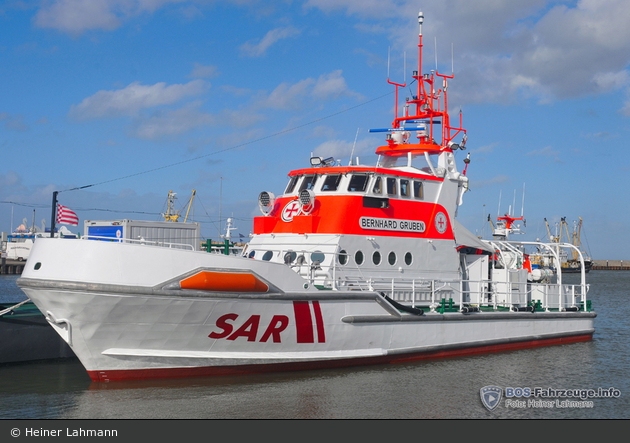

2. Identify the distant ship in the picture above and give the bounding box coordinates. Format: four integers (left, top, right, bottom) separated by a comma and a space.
545, 217, 593, 273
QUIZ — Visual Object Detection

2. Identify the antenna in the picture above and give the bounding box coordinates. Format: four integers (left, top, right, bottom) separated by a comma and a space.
521, 183, 525, 217
349, 127, 359, 166
512, 189, 516, 217
435, 37, 438, 71
497, 190, 502, 217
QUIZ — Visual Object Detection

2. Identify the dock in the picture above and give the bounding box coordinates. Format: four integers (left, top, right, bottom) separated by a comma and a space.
591, 260, 630, 271
1, 258, 25, 275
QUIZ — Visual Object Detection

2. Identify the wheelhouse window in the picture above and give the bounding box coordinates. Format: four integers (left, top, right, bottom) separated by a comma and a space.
299, 175, 318, 192
321, 174, 342, 192
413, 181, 423, 199
386, 177, 397, 196
285, 176, 299, 194
372, 176, 382, 195
400, 179, 410, 197
348, 174, 368, 192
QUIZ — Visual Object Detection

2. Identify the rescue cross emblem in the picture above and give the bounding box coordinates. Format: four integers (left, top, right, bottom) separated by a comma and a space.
434, 212, 448, 234
281, 200, 302, 222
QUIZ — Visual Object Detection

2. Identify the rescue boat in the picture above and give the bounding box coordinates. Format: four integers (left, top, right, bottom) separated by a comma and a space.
17, 11, 595, 382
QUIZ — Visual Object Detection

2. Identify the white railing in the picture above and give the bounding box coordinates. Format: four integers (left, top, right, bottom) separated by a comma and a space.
82, 235, 195, 250
249, 239, 590, 313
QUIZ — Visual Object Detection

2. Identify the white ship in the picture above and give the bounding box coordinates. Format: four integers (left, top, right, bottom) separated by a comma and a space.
17, 12, 595, 382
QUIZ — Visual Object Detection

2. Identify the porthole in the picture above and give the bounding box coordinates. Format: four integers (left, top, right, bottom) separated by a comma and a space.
338, 249, 348, 265
262, 251, 273, 261
248, 251, 256, 259
372, 251, 381, 265
355, 250, 364, 265
388, 251, 396, 265
311, 251, 325, 265
34, 262, 42, 270
405, 252, 413, 266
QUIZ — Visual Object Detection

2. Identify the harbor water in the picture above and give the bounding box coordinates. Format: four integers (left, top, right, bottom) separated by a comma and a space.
0, 271, 628, 419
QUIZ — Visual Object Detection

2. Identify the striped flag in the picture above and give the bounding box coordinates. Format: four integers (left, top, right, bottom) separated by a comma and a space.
56, 204, 79, 226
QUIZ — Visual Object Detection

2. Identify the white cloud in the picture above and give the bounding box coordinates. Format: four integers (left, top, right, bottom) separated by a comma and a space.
308, 0, 630, 105
526, 145, 562, 162
0, 112, 29, 131
131, 100, 214, 139
261, 78, 316, 110
33, 0, 186, 34
313, 138, 372, 159
189, 63, 219, 79
593, 70, 630, 91
257, 70, 360, 110
34, 0, 122, 34
70, 79, 208, 119
312, 70, 362, 100
240, 26, 301, 57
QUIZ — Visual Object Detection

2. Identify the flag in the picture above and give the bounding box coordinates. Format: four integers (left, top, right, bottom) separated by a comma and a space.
56, 204, 79, 226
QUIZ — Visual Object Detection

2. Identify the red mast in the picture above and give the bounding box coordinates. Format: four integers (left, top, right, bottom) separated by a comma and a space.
382, 11, 467, 153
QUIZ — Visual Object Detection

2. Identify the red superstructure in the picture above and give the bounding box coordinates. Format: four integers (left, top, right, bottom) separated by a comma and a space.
253, 11, 469, 246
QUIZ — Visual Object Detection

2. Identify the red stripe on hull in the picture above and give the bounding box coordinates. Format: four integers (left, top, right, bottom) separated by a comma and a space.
312, 301, 325, 343
87, 333, 593, 382
292, 301, 314, 343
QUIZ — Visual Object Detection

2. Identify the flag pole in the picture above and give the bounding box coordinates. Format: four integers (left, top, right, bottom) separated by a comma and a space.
50, 191, 58, 238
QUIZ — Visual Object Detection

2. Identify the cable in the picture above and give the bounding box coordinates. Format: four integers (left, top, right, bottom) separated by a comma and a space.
61, 91, 393, 194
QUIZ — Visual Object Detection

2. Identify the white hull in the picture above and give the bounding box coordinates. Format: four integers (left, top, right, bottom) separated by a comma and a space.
18, 238, 595, 382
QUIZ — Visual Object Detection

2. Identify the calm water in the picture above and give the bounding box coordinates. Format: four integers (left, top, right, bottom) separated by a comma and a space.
0, 271, 628, 419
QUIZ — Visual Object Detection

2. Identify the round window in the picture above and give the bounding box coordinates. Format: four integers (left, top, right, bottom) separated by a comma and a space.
248, 250, 256, 259
311, 251, 325, 265
262, 251, 273, 261
405, 252, 413, 266
388, 251, 396, 265
338, 249, 348, 265
373, 251, 381, 265
355, 250, 364, 265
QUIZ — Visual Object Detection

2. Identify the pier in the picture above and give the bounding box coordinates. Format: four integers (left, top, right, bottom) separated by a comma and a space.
0, 258, 25, 275
591, 260, 630, 271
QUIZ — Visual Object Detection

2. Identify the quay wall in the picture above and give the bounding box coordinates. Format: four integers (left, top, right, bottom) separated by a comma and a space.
1, 259, 26, 275
591, 260, 630, 271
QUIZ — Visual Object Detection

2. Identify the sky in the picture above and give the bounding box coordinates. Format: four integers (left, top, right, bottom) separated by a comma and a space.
1, 0, 629, 259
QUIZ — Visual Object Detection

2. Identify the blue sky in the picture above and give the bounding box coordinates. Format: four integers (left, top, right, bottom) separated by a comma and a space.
1, 0, 629, 259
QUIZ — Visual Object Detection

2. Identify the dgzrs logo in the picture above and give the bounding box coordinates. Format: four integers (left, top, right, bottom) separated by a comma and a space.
506, 387, 531, 398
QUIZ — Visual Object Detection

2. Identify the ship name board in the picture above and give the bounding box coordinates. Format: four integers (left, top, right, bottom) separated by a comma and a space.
359, 217, 426, 233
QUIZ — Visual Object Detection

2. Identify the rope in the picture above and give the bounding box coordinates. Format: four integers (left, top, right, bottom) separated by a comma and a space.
0, 299, 31, 317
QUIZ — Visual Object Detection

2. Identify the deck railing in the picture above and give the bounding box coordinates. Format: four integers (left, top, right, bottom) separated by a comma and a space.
246, 239, 590, 313
82, 235, 195, 250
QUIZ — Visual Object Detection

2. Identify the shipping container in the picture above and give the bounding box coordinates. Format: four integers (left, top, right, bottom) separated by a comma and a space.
84, 219, 201, 251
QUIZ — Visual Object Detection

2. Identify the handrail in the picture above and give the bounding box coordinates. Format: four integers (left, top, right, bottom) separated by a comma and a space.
246, 239, 590, 312
82, 235, 195, 250
503, 240, 587, 312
